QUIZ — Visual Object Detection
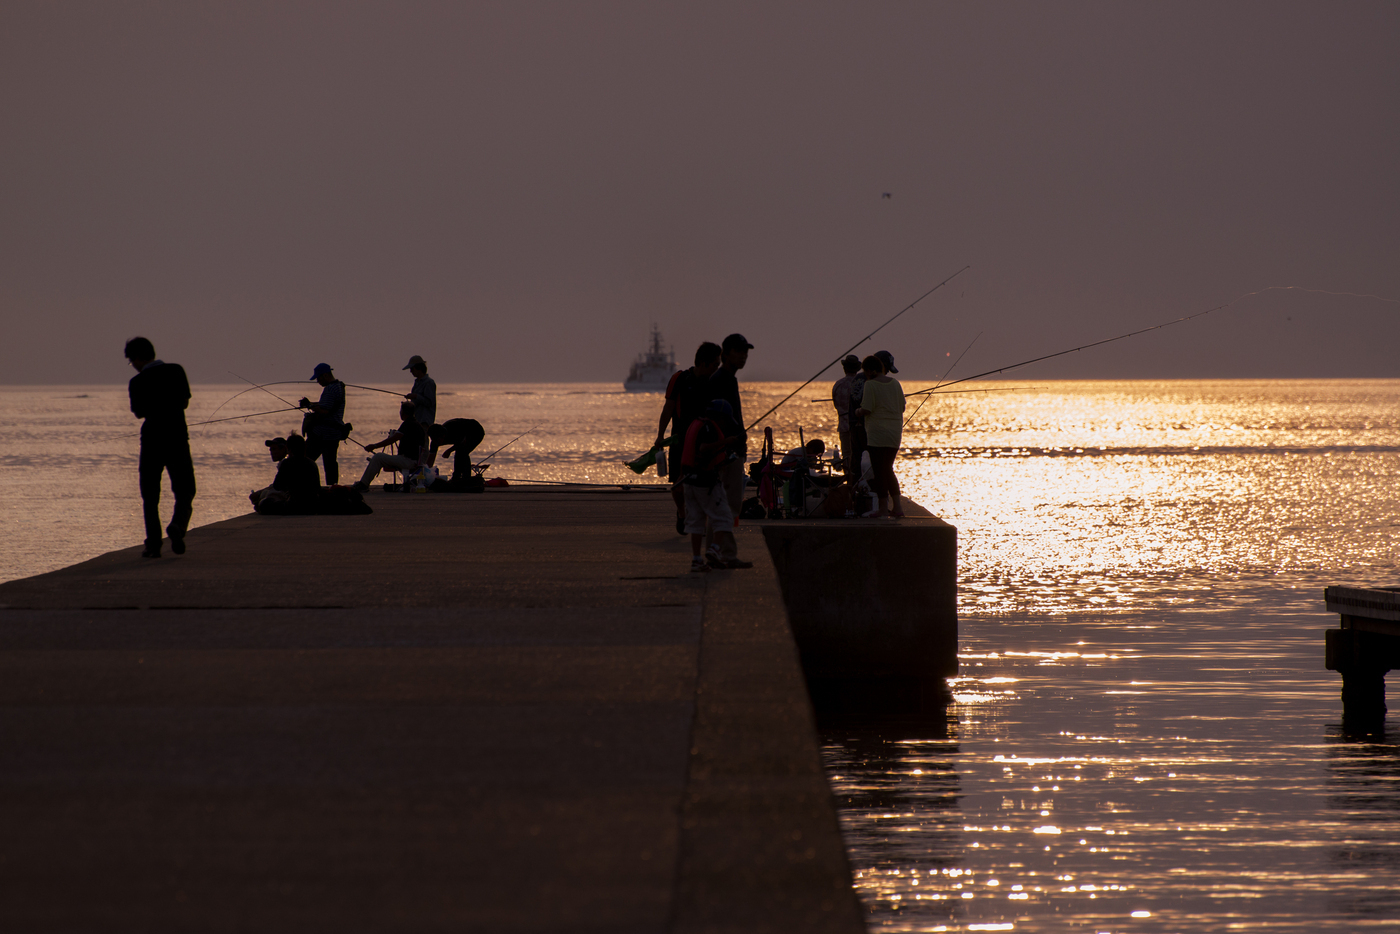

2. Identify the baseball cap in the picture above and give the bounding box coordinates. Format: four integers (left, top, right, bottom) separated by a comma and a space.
721, 333, 754, 352
706, 398, 734, 417
874, 350, 898, 374
264, 437, 287, 447
403, 355, 426, 370
310, 363, 333, 380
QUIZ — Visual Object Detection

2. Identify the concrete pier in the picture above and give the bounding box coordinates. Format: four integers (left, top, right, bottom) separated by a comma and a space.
761, 510, 958, 722
0, 488, 868, 933
1324, 585, 1400, 729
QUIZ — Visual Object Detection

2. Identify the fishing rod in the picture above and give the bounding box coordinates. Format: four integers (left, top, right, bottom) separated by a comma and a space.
230, 371, 301, 410
904, 284, 1400, 397
344, 382, 405, 397
206, 380, 312, 424
187, 406, 304, 428
904, 331, 982, 427
473, 423, 542, 468
746, 264, 970, 431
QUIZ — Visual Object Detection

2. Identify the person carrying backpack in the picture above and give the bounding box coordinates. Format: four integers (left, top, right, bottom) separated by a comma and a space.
681, 399, 752, 572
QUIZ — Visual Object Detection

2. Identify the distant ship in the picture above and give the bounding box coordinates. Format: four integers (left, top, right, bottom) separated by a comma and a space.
623, 325, 677, 392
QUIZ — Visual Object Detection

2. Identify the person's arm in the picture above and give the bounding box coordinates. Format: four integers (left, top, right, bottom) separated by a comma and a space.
655, 397, 677, 446
365, 430, 402, 452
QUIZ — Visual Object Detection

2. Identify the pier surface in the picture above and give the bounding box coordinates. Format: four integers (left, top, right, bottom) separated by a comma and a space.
0, 488, 864, 933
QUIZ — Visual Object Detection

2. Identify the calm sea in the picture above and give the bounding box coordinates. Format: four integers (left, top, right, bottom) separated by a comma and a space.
2, 379, 1397, 931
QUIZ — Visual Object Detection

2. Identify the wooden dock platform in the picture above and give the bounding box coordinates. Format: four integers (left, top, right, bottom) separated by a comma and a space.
1324, 584, 1400, 728
0, 487, 867, 933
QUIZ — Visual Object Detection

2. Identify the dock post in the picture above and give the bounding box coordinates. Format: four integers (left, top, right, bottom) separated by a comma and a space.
1323, 586, 1400, 729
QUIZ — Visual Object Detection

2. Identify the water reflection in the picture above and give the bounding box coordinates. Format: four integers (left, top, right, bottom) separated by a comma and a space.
822, 608, 1398, 932
1324, 727, 1400, 921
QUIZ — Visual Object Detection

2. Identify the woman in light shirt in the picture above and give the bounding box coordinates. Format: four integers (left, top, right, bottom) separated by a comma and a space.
854, 351, 906, 518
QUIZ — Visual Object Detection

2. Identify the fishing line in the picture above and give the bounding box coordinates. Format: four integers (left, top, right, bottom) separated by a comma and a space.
746, 264, 970, 431
904, 331, 982, 428
908, 284, 1400, 397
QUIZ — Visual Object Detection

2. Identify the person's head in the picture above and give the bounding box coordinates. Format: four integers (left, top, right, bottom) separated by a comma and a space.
873, 350, 899, 374
706, 398, 734, 421
427, 423, 445, 444
399, 401, 415, 420
265, 436, 288, 462
285, 433, 307, 458
804, 439, 826, 457
310, 362, 335, 385
720, 333, 753, 370
404, 354, 427, 378
124, 336, 155, 371
841, 354, 861, 375
693, 341, 723, 377
862, 355, 883, 378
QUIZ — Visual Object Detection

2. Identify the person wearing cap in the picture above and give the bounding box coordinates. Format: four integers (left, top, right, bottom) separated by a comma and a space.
855, 351, 907, 518
124, 336, 195, 558
680, 398, 752, 572
249, 433, 321, 509
831, 354, 862, 477
706, 333, 754, 565
403, 355, 437, 427
352, 402, 428, 492
299, 363, 348, 485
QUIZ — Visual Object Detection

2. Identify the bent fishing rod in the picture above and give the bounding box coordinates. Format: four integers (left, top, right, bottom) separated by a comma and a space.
746, 264, 970, 431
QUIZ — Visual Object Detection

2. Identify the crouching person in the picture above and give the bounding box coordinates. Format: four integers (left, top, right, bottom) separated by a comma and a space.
252, 433, 324, 513
352, 402, 427, 492
682, 399, 752, 573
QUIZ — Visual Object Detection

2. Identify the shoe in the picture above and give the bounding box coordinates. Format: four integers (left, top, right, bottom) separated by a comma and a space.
890, 511, 905, 520
169, 536, 186, 555
690, 558, 711, 574
860, 509, 881, 518
720, 558, 753, 570
675, 513, 685, 536
141, 547, 161, 559
705, 551, 724, 569
351, 481, 369, 493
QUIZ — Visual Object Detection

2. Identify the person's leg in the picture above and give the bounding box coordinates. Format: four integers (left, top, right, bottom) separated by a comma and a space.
683, 484, 710, 572
867, 447, 897, 515
718, 458, 745, 561
137, 441, 164, 554
358, 452, 394, 489
321, 440, 340, 485
885, 447, 903, 516
705, 483, 749, 568
166, 439, 196, 551
838, 430, 853, 477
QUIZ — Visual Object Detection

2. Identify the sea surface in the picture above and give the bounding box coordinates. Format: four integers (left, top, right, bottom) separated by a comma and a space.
2, 378, 1398, 931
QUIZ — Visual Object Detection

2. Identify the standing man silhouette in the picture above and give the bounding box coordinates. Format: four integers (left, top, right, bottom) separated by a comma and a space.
125, 337, 195, 558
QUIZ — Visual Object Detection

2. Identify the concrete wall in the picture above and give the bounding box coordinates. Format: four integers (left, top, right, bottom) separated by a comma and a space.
760, 516, 958, 722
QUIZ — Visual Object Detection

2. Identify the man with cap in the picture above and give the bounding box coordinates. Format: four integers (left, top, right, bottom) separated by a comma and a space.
124, 336, 195, 558
831, 354, 862, 477
705, 333, 754, 566
403, 355, 436, 427
299, 363, 348, 485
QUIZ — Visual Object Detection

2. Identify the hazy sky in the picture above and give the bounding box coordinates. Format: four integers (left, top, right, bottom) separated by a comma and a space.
3, 2, 1396, 384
